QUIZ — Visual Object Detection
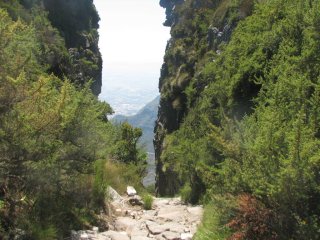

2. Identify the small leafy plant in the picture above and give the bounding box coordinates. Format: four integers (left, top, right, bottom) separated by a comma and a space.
142, 194, 154, 210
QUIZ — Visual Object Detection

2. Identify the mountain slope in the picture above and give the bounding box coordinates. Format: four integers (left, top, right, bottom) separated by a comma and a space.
0, 2, 145, 238
113, 95, 160, 152
155, 0, 253, 196
0, 0, 102, 95
155, 0, 320, 239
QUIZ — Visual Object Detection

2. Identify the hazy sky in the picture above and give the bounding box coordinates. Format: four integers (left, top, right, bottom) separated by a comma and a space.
93, 0, 170, 115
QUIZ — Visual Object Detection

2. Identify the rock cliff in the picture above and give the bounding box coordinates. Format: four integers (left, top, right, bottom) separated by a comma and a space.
154, 0, 254, 196
42, 0, 102, 95
6, 0, 103, 95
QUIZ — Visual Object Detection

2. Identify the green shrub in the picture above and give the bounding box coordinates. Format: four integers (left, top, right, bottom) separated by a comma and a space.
180, 184, 192, 203
142, 194, 154, 210
194, 195, 234, 240
92, 159, 108, 210
25, 223, 57, 240
103, 160, 145, 195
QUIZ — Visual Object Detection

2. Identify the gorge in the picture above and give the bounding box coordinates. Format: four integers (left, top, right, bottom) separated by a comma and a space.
1, 0, 320, 239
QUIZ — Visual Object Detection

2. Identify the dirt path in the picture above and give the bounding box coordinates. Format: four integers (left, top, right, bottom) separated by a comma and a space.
72, 191, 203, 240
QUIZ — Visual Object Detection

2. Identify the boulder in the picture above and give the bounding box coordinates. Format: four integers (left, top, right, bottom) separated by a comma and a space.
101, 230, 130, 240
130, 227, 149, 238
162, 222, 185, 233
127, 186, 137, 196
157, 205, 186, 222
146, 221, 170, 235
80, 233, 89, 240
181, 233, 193, 240
162, 231, 180, 240
114, 217, 137, 234
107, 186, 123, 202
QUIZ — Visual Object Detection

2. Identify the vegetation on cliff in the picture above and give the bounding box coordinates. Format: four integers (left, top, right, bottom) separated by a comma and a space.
156, 0, 320, 239
0, 1, 146, 239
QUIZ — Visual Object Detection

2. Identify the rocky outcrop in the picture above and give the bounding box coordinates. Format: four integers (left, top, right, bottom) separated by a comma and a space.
1, 1, 102, 96
72, 196, 203, 240
42, 0, 102, 95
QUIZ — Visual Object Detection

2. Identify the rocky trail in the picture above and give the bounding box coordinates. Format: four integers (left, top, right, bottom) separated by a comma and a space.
72, 187, 203, 240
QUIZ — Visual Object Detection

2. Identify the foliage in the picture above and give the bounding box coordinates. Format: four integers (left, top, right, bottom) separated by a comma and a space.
112, 122, 147, 165
92, 160, 109, 210
180, 184, 192, 204
0, 4, 145, 239
227, 194, 278, 240
194, 195, 234, 240
158, 0, 320, 239
142, 194, 154, 210
103, 160, 146, 195
24, 223, 57, 240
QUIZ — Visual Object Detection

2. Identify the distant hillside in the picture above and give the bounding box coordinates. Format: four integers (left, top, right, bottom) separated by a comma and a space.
113, 95, 160, 152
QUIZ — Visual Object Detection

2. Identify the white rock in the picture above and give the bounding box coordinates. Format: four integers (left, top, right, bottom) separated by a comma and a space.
127, 186, 137, 196
181, 233, 193, 240
80, 233, 89, 240
107, 186, 123, 202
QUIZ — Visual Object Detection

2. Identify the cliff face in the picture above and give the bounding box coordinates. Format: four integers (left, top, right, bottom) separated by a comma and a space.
12, 0, 102, 95
154, 0, 254, 196
43, 0, 102, 95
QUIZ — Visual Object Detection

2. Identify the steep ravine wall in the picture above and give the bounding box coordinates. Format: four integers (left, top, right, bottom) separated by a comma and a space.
154, 0, 254, 196
12, 0, 103, 95
42, 0, 102, 95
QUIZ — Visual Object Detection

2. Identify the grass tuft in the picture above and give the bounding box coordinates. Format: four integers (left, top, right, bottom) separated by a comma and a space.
142, 194, 154, 210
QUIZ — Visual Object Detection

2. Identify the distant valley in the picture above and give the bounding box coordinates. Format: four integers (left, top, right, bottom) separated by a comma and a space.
112, 96, 159, 187
112, 95, 160, 153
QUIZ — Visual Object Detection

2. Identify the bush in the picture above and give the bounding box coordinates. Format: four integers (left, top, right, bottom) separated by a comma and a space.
25, 223, 57, 240
227, 194, 278, 240
180, 184, 192, 203
142, 194, 154, 210
92, 159, 108, 210
194, 195, 234, 240
103, 160, 145, 195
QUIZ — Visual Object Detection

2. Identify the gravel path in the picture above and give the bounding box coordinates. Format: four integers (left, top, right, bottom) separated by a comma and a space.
72, 194, 203, 240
